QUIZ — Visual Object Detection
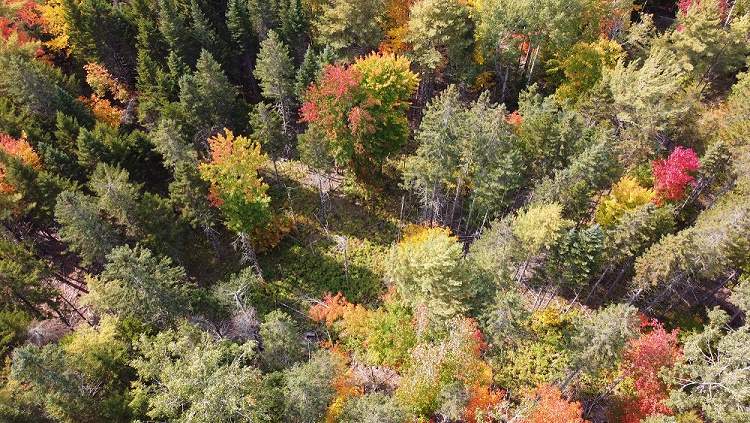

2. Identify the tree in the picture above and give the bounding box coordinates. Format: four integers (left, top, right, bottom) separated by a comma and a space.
314, 0, 386, 56
250, 101, 286, 177
55, 190, 122, 266
387, 226, 477, 319
595, 176, 655, 226
405, 0, 473, 77
403, 86, 524, 224
0, 235, 56, 319
551, 38, 624, 104
604, 47, 696, 162
564, 303, 638, 387
531, 134, 622, 220
259, 310, 306, 371
652, 147, 701, 205
300, 54, 418, 183
338, 393, 406, 423
130, 323, 271, 422
84, 245, 194, 328
512, 203, 573, 255
516, 87, 594, 181
198, 129, 271, 234
668, 0, 750, 85
521, 384, 588, 423
178, 50, 242, 136
253, 30, 295, 134
667, 307, 750, 423
282, 350, 343, 423
9, 316, 132, 423
621, 319, 682, 423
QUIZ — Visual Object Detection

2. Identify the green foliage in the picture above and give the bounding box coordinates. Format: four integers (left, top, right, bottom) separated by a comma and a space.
84, 245, 194, 328
339, 393, 406, 423
254, 30, 295, 133
250, 101, 287, 161
388, 227, 476, 319
131, 323, 270, 422
178, 50, 242, 135
551, 38, 624, 103
667, 307, 750, 423
517, 86, 594, 180
0, 236, 55, 318
282, 350, 343, 423
406, 0, 473, 74
198, 129, 271, 234
512, 203, 573, 254
404, 86, 524, 221
10, 316, 132, 423
259, 310, 306, 371
314, 0, 386, 56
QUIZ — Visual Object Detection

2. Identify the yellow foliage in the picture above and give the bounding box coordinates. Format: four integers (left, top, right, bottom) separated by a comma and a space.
512, 203, 572, 252
595, 176, 654, 226
38, 0, 73, 52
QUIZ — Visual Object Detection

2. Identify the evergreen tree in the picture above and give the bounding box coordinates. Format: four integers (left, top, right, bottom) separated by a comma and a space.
250, 102, 287, 177
253, 30, 295, 135
84, 245, 194, 328
178, 49, 242, 136
55, 190, 122, 266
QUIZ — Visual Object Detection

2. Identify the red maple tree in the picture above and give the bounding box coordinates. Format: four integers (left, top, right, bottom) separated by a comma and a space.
620, 318, 682, 423
652, 146, 700, 205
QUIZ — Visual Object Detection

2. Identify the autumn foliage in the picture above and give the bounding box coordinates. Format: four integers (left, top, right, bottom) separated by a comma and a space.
620, 319, 682, 423
652, 147, 701, 205
522, 384, 588, 423
0, 132, 41, 194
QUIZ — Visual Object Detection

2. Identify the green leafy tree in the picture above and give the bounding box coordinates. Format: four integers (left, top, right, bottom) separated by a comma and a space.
387, 227, 478, 319
282, 350, 343, 423
300, 53, 418, 183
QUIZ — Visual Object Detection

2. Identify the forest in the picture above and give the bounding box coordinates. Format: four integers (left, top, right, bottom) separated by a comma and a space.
0, 0, 749, 421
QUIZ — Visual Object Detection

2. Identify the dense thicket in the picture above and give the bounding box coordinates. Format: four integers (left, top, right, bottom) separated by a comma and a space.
1, 0, 749, 422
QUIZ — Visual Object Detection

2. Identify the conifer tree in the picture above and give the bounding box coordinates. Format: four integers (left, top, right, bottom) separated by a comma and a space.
253, 30, 295, 135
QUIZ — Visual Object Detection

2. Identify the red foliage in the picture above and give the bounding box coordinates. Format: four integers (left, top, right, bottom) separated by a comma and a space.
678, 0, 729, 17
507, 110, 523, 126
620, 319, 682, 423
522, 384, 588, 423
0, 1, 41, 45
652, 146, 700, 205
465, 386, 505, 423
300, 65, 367, 139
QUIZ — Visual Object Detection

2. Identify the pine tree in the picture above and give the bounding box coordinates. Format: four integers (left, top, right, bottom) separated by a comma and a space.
178, 49, 242, 135
84, 245, 194, 328
294, 45, 318, 101
253, 30, 295, 135
226, 0, 254, 52
54, 190, 122, 266
250, 102, 286, 178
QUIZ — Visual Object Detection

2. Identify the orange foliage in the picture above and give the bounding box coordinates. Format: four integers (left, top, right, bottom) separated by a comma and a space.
79, 95, 123, 127
465, 386, 505, 423
507, 110, 523, 126
0, 132, 41, 194
309, 292, 354, 327
379, 0, 415, 54
84, 62, 130, 102
522, 384, 588, 423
